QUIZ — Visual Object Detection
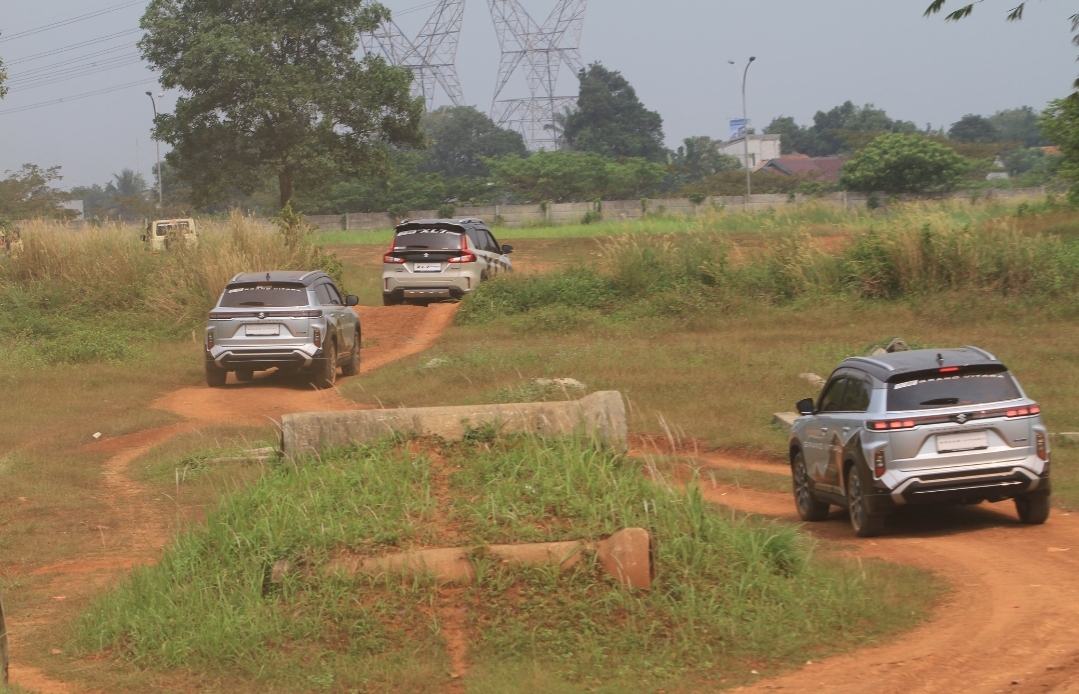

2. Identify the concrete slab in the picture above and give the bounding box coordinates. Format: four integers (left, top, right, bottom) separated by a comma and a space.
773, 412, 801, 433
281, 390, 627, 457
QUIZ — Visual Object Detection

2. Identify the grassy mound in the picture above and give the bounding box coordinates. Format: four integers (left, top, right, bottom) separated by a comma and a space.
78, 436, 938, 692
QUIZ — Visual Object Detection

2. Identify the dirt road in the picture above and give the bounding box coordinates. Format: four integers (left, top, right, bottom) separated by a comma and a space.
7, 304, 458, 693
693, 453, 1079, 694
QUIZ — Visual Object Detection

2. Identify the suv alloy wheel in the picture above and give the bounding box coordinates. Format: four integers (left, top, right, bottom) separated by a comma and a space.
847, 465, 885, 538
792, 451, 830, 522
342, 330, 360, 376
315, 341, 337, 389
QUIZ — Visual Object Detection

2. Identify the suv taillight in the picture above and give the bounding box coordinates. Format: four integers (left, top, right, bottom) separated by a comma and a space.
869, 419, 916, 431
1036, 432, 1047, 460
447, 235, 476, 264
1006, 404, 1040, 418
206, 330, 214, 350
313, 327, 322, 348
874, 450, 886, 477
384, 240, 405, 264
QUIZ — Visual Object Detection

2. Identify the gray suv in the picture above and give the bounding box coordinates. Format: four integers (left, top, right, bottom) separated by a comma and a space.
204, 271, 361, 388
789, 346, 1051, 537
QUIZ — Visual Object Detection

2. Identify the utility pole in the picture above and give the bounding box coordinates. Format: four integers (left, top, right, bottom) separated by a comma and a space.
729, 56, 756, 204
146, 92, 163, 206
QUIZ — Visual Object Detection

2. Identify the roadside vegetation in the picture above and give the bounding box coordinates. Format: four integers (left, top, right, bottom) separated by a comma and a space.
77, 435, 939, 692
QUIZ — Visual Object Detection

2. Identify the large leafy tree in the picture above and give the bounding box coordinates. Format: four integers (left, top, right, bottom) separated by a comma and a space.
667, 137, 741, 188
988, 106, 1048, 147
1040, 96, 1079, 198
948, 114, 999, 143
140, 0, 424, 210
0, 32, 7, 100
764, 102, 918, 156
563, 63, 666, 162
418, 106, 527, 178
840, 134, 969, 194
0, 165, 75, 220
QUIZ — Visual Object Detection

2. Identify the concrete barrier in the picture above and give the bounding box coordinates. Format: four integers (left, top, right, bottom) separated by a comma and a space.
281, 390, 627, 457
325, 527, 654, 589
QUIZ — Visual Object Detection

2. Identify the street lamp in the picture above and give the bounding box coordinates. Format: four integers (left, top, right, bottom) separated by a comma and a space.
146, 91, 163, 206
728, 57, 756, 201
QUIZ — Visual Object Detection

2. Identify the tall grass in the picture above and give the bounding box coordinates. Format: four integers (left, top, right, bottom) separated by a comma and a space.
0, 213, 341, 363
460, 208, 1079, 325
77, 436, 938, 687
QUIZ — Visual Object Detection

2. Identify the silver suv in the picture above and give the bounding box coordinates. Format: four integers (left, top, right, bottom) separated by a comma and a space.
204, 271, 361, 388
382, 218, 513, 305
789, 346, 1051, 537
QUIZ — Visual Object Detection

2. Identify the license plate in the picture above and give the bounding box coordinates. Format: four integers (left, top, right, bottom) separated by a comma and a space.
245, 324, 280, 336
936, 430, 988, 453
413, 263, 442, 272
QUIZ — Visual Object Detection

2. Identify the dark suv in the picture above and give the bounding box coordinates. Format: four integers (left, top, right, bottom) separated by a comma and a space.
204, 271, 361, 388
789, 346, 1051, 537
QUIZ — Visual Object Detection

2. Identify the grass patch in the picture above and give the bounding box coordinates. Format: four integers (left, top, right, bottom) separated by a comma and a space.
77, 436, 940, 691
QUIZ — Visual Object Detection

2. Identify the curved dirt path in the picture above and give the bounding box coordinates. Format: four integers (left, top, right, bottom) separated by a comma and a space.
7, 304, 458, 693
690, 453, 1079, 694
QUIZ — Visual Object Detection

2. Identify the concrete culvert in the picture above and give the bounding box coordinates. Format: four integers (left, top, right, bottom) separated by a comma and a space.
326, 528, 654, 590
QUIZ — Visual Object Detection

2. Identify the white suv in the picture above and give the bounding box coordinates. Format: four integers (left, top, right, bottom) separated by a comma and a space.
382, 219, 513, 305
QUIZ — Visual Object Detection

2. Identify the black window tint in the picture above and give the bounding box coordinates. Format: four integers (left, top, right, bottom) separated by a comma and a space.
840, 378, 872, 413
485, 229, 501, 252
314, 284, 333, 305
220, 283, 309, 307
818, 379, 848, 413
465, 229, 482, 250
479, 229, 498, 253
888, 372, 1022, 411
325, 284, 343, 305
393, 229, 464, 250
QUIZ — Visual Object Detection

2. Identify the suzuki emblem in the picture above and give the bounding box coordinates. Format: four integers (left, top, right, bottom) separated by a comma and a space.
956, 413, 968, 424
423, 253, 429, 257
258, 311, 266, 320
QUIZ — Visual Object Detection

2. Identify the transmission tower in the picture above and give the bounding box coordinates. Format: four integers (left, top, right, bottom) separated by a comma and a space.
488, 0, 587, 150
361, 0, 466, 110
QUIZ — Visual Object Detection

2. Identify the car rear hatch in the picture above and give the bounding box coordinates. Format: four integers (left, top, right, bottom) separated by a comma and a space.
384, 224, 468, 275
210, 282, 319, 353
873, 365, 1039, 472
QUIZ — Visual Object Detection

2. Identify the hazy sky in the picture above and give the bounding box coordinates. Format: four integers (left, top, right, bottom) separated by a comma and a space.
0, 0, 1076, 189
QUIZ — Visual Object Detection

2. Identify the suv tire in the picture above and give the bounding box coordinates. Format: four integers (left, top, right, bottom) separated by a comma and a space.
792, 451, 830, 522
235, 369, 254, 382
847, 465, 885, 538
342, 331, 360, 376
314, 341, 337, 389
1015, 493, 1050, 525
205, 362, 227, 388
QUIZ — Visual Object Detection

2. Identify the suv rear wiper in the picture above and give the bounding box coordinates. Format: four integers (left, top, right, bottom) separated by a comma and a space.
920, 397, 960, 406
238, 301, 266, 306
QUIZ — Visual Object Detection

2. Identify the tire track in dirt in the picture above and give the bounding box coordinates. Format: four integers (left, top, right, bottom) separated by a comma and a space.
695, 472, 1079, 694
7, 304, 458, 693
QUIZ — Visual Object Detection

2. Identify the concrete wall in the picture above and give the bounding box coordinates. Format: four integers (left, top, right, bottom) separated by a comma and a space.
719, 134, 783, 169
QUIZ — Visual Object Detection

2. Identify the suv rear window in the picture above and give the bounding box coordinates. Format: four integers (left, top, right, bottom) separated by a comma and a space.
393, 228, 464, 250
220, 283, 309, 307
887, 372, 1021, 411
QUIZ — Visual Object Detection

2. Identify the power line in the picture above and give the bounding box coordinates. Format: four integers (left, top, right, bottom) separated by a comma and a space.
0, 0, 145, 44
6, 29, 141, 66
11, 44, 134, 78
6, 56, 145, 92
0, 79, 158, 116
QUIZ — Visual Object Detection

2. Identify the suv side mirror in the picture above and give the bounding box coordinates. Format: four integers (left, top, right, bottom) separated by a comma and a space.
345, 295, 359, 307
796, 398, 816, 416
501, 244, 514, 254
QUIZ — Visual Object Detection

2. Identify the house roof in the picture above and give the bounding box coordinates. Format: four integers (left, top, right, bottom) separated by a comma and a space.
760, 156, 847, 183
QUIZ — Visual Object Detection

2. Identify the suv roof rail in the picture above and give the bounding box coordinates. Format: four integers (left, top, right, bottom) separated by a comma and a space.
458, 217, 482, 224
299, 270, 323, 282
229, 273, 243, 282
844, 356, 896, 371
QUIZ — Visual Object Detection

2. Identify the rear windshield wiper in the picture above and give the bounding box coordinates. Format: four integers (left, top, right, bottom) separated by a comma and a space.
920, 397, 960, 406
238, 302, 266, 306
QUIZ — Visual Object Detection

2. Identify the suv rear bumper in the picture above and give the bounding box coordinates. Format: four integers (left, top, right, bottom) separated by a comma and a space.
383, 286, 465, 302
208, 347, 322, 370
889, 463, 1049, 506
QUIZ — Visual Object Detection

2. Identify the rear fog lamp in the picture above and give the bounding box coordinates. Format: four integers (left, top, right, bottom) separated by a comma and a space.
874, 450, 886, 477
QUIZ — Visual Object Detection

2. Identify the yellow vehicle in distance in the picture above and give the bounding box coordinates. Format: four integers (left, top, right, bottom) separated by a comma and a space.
143, 218, 198, 251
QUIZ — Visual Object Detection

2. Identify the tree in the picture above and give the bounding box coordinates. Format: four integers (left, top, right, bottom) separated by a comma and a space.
764, 102, 918, 157
948, 114, 998, 143
0, 165, 75, 220
0, 32, 7, 100
925, 2, 1079, 87
563, 63, 666, 162
486, 151, 666, 202
667, 137, 741, 188
988, 107, 1048, 147
763, 116, 812, 155
139, 0, 424, 211
418, 106, 527, 178
840, 134, 970, 194
1040, 96, 1079, 198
